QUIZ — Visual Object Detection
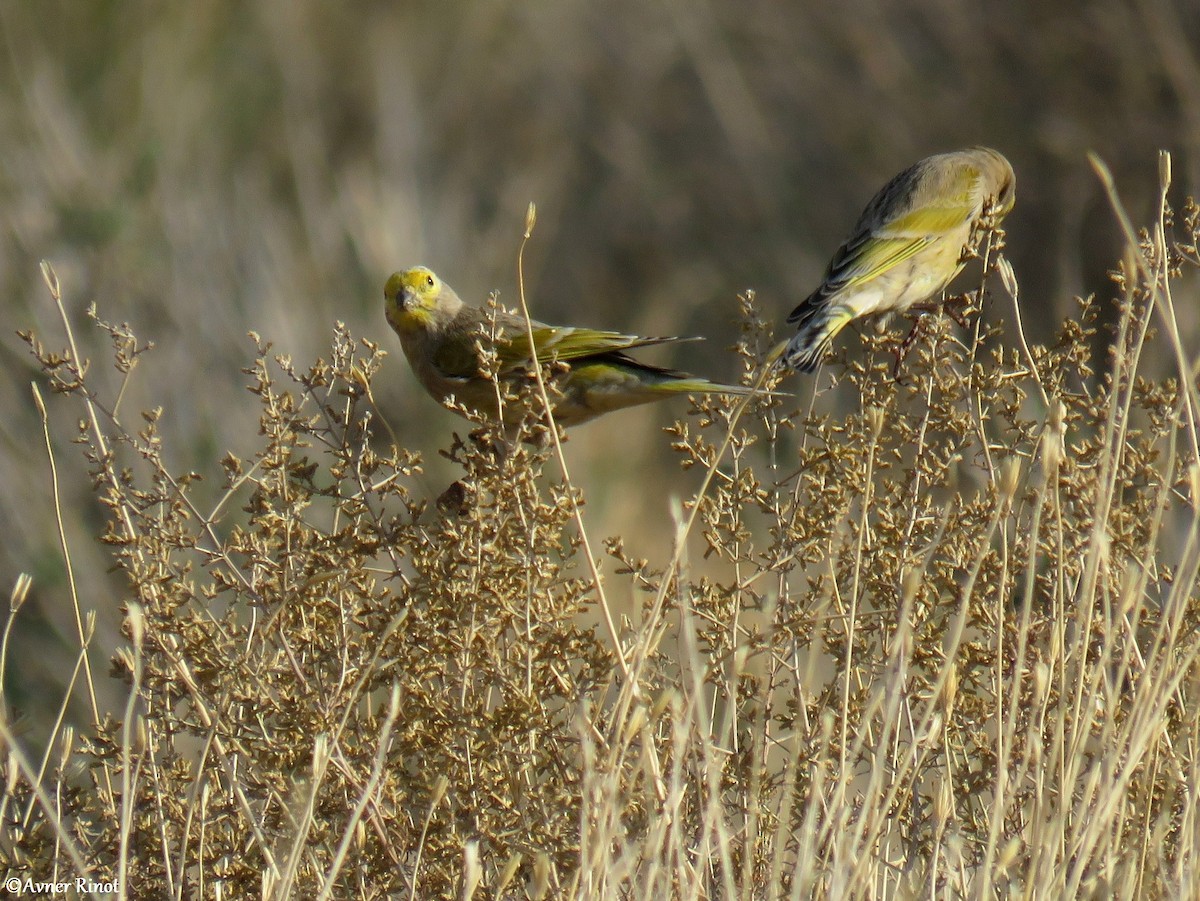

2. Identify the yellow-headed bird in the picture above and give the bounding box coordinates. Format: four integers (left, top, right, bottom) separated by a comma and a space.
784, 147, 1015, 372
385, 267, 757, 429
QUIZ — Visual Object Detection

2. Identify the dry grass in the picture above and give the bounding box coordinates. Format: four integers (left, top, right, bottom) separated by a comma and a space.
4, 0, 1199, 742
1, 155, 1198, 898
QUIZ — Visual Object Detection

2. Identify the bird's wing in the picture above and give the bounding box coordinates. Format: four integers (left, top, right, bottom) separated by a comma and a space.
493, 317, 692, 368
826, 203, 975, 296
801, 162, 985, 307
429, 308, 694, 376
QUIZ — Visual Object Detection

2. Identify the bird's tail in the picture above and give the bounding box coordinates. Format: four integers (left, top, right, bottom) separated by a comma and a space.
655, 377, 765, 397
782, 307, 855, 373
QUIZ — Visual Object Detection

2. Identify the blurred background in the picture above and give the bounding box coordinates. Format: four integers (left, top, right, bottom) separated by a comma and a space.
2, 0, 1198, 727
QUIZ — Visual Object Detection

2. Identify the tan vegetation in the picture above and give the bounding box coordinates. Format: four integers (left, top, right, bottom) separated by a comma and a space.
4, 174, 1200, 896
3, 2, 1200, 897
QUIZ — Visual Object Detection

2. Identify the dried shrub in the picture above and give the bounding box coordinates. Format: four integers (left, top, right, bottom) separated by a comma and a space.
3, 160, 1200, 899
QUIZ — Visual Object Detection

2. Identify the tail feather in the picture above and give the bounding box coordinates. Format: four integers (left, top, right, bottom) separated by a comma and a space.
656, 378, 762, 397
783, 308, 855, 373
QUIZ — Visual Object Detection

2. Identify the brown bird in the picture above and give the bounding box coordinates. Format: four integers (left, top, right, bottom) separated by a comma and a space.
385, 266, 759, 429
784, 147, 1015, 372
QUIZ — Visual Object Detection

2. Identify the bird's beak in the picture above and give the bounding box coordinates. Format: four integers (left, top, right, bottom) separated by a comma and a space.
399, 286, 418, 311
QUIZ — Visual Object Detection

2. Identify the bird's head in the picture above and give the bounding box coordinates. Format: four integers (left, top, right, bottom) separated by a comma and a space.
976, 147, 1017, 218
994, 167, 1016, 218
384, 266, 458, 334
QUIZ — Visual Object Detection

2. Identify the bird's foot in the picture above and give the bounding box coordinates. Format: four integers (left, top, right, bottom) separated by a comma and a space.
942, 293, 976, 329
893, 316, 929, 381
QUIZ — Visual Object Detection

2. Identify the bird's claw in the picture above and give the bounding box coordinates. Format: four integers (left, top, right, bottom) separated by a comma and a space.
892, 317, 928, 381
943, 294, 976, 329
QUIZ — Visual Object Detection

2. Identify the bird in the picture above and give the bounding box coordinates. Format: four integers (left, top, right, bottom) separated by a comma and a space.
783, 147, 1015, 373
384, 266, 760, 430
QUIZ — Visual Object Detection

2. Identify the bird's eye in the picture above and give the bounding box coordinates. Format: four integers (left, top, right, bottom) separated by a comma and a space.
425, 275, 435, 288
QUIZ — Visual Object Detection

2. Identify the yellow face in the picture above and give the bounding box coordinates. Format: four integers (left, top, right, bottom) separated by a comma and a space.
384, 266, 441, 332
